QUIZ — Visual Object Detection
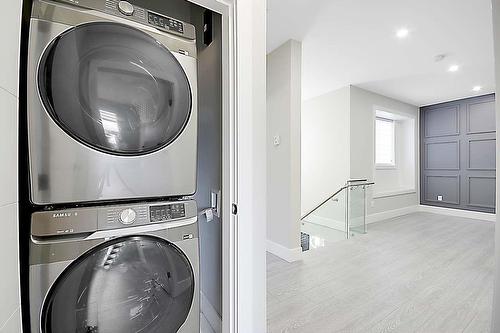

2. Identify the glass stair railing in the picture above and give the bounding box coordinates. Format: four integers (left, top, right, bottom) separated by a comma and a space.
300, 179, 374, 251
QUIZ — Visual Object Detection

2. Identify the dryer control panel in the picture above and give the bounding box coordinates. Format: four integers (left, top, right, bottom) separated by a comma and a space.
46, 0, 196, 40
31, 200, 197, 237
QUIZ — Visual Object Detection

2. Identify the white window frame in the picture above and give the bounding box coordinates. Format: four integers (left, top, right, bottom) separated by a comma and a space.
375, 116, 396, 169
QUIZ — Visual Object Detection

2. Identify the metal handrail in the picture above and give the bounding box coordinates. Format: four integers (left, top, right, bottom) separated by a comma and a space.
301, 181, 374, 221
346, 179, 368, 183
301, 185, 347, 221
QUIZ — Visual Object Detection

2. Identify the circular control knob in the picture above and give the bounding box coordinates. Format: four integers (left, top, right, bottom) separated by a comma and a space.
120, 208, 136, 225
117, 1, 134, 16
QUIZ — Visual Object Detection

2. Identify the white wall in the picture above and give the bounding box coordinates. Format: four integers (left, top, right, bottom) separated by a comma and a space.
0, 0, 22, 332
301, 87, 350, 216
235, 0, 267, 331
350, 86, 420, 216
266, 40, 302, 260
491, 0, 500, 331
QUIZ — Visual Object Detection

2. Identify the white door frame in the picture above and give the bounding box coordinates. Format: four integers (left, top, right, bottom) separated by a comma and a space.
183, 0, 267, 332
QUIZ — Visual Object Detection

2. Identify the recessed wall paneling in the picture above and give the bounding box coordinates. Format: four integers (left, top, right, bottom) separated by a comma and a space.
424, 105, 459, 138
468, 176, 496, 209
467, 100, 496, 134
425, 175, 460, 205
425, 141, 459, 170
420, 94, 496, 213
468, 138, 496, 170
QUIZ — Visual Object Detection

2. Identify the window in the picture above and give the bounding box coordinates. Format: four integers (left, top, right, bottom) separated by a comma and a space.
375, 117, 395, 167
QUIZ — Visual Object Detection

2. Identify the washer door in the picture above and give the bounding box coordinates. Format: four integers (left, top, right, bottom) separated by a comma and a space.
38, 22, 192, 155
41, 236, 195, 333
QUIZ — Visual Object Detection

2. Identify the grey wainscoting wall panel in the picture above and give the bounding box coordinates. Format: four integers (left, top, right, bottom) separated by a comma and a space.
424, 105, 460, 137
420, 94, 496, 213
468, 176, 496, 209
425, 141, 460, 170
424, 175, 460, 205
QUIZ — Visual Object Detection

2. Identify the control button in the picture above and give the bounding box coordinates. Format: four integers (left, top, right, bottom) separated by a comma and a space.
117, 1, 134, 16
120, 208, 136, 225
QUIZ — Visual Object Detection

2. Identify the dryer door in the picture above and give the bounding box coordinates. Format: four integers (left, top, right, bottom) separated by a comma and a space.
38, 22, 192, 156
41, 235, 195, 333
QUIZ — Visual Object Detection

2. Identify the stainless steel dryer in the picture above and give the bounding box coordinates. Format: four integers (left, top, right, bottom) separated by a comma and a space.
29, 200, 199, 333
28, 0, 198, 205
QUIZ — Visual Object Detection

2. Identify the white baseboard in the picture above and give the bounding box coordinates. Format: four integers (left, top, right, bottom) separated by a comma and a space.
266, 240, 302, 262
366, 205, 419, 224
201, 292, 222, 333
419, 205, 496, 222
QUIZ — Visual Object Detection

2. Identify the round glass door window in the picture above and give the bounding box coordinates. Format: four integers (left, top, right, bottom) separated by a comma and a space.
41, 236, 195, 333
38, 22, 192, 155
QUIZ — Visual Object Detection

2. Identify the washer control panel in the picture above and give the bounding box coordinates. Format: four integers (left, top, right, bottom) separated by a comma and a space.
30, 200, 197, 237
99, 200, 195, 230
119, 208, 137, 224
105, 205, 147, 227
117, 0, 134, 15
150, 203, 186, 222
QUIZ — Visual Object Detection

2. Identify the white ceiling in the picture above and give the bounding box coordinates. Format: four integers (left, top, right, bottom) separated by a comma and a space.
267, 0, 495, 106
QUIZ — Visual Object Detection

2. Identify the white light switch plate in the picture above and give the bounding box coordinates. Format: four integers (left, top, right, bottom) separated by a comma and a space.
437, 195, 443, 201
273, 135, 280, 146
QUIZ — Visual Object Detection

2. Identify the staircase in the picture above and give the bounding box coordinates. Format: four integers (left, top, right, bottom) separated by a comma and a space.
300, 179, 374, 251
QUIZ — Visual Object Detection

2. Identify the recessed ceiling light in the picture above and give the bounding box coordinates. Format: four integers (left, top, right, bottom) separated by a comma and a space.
434, 54, 447, 62
472, 86, 482, 92
448, 64, 459, 72
396, 28, 409, 38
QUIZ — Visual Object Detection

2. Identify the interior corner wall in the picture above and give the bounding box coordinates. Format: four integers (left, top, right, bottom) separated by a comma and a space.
349, 86, 420, 215
136, 0, 224, 319
301, 87, 350, 216
266, 40, 302, 254
191, 7, 223, 319
491, 0, 500, 331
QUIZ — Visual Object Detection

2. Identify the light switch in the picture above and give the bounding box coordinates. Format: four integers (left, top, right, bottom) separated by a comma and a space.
437, 195, 443, 201
273, 135, 280, 146
211, 190, 221, 218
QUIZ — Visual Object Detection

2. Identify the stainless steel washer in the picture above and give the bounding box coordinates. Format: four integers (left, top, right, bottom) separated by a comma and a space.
28, 0, 198, 204
29, 200, 199, 333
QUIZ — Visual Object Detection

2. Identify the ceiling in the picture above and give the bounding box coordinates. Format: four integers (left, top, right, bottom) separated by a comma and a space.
267, 0, 495, 106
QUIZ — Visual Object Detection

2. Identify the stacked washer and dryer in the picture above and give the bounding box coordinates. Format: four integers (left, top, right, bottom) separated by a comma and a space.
26, 0, 201, 332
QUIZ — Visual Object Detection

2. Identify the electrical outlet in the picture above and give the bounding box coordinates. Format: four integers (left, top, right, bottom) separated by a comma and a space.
437, 195, 443, 201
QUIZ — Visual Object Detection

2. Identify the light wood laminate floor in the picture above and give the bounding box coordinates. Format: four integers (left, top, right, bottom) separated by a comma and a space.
267, 212, 495, 333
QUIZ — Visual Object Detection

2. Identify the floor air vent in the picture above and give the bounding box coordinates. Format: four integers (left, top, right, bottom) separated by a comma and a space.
300, 232, 310, 251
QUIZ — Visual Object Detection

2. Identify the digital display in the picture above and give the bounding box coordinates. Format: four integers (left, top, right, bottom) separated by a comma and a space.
148, 12, 184, 34
150, 204, 186, 222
